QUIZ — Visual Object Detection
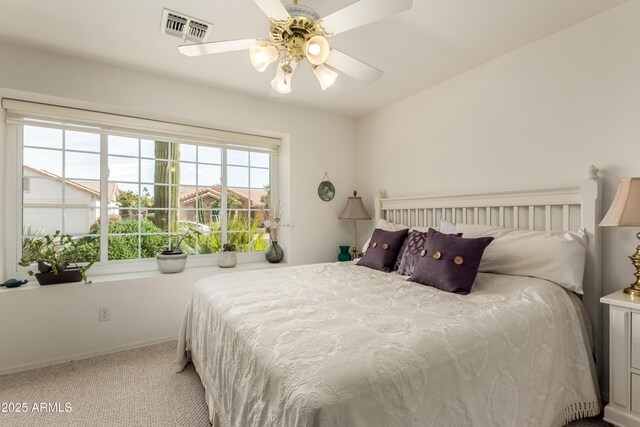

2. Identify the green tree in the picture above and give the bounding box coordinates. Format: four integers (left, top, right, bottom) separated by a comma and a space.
260, 185, 270, 207
116, 191, 137, 208
116, 188, 154, 219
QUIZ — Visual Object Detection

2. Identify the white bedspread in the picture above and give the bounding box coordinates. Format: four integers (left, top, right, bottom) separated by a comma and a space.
178, 262, 599, 427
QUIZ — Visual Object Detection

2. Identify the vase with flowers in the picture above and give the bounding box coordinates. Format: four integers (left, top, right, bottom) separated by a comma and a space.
261, 205, 290, 263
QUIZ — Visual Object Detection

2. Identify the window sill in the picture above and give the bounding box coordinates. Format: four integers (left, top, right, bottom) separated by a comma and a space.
0, 261, 288, 293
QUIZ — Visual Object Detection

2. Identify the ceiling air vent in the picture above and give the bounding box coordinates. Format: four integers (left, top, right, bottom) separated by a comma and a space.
160, 9, 213, 43
187, 20, 209, 42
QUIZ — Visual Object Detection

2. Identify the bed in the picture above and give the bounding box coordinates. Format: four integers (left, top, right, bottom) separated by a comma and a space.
178, 167, 603, 427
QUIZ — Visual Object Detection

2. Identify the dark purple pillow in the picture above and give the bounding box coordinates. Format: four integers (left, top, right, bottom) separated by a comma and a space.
393, 233, 413, 272
357, 228, 409, 272
410, 228, 494, 295
396, 229, 462, 276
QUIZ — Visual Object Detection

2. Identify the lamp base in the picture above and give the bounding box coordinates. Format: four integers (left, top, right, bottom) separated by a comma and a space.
624, 285, 640, 297
623, 234, 640, 297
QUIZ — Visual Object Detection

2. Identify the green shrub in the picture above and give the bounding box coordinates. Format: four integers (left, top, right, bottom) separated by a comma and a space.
182, 214, 269, 254
85, 219, 167, 260
81, 215, 267, 260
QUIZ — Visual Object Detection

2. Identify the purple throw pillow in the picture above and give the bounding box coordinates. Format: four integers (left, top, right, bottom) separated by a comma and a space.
393, 233, 414, 272
396, 229, 462, 276
410, 228, 494, 295
357, 228, 409, 272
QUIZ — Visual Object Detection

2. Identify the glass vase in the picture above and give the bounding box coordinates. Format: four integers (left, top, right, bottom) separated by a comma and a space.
265, 240, 284, 263
338, 245, 352, 262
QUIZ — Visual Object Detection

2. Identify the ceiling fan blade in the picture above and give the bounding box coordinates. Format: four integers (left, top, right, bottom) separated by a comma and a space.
179, 39, 258, 57
253, 0, 290, 21
320, 0, 412, 36
325, 49, 383, 84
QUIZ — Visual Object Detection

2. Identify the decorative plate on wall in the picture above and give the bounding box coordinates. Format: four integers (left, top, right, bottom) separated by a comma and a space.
317, 172, 335, 202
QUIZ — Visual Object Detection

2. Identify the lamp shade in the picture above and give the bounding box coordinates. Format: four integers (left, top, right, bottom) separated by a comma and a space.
250, 45, 279, 72
305, 35, 330, 66
339, 191, 371, 220
600, 178, 640, 227
271, 59, 297, 94
313, 64, 338, 91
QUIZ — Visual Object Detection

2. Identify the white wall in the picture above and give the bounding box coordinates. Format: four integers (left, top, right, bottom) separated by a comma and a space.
0, 264, 281, 375
356, 1, 640, 397
0, 41, 357, 373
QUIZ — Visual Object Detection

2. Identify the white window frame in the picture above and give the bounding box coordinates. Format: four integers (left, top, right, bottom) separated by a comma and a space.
4, 101, 280, 277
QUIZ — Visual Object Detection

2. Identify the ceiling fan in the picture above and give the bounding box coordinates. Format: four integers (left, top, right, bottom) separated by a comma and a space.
178, 0, 412, 94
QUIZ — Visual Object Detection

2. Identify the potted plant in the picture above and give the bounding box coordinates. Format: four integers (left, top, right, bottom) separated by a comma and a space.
19, 231, 96, 285
156, 228, 200, 274
218, 243, 237, 268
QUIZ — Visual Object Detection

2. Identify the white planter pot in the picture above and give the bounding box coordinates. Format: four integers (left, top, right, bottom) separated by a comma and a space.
218, 251, 237, 268
156, 252, 188, 273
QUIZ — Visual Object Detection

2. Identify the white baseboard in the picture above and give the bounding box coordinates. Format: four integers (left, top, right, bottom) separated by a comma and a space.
0, 336, 177, 376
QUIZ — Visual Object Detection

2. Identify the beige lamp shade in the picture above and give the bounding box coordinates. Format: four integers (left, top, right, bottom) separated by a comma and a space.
600, 178, 640, 227
339, 191, 371, 220
305, 35, 330, 66
249, 45, 279, 72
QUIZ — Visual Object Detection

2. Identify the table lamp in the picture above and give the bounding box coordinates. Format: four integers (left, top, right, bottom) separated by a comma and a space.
339, 191, 371, 260
600, 177, 640, 296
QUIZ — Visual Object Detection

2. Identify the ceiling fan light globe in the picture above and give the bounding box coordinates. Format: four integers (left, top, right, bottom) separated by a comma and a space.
271, 58, 297, 94
305, 35, 330, 66
308, 44, 321, 56
250, 45, 279, 72
271, 77, 291, 94
313, 64, 338, 91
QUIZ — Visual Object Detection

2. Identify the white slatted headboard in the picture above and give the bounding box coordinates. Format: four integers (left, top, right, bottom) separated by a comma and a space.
374, 166, 603, 375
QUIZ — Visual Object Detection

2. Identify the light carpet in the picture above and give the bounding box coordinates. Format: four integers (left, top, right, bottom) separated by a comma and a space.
0, 341, 611, 427
0, 341, 208, 427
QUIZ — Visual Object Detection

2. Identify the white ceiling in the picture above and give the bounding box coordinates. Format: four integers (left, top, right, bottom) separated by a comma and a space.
0, 0, 627, 117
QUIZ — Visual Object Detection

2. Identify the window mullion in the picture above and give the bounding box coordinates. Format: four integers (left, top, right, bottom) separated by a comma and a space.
99, 134, 109, 263
137, 139, 142, 259
271, 151, 279, 216
221, 148, 228, 246
11, 126, 23, 275
61, 130, 66, 234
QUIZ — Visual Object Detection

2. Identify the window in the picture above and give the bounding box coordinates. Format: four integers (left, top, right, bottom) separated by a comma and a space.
6, 100, 279, 273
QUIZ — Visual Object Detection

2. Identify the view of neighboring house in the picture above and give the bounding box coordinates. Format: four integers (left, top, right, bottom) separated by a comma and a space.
22, 165, 117, 235
179, 186, 268, 223
23, 165, 268, 235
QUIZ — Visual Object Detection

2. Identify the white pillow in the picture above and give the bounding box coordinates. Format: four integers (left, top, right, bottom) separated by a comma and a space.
361, 219, 408, 254
453, 223, 588, 294
411, 225, 438, 233
439, 219, 457, 234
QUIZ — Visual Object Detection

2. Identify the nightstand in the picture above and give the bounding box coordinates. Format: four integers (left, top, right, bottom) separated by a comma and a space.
601, 290, 640, 426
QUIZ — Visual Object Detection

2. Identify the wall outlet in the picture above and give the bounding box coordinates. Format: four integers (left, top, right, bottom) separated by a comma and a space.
99, 307, 110, 322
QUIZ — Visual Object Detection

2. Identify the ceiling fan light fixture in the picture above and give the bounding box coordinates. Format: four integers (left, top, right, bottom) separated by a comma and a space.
271, 58, 298, 94
250, 44, 279, 72
179, 0, 411, 93
313, 64, 338, 91
305, 35, 330, 65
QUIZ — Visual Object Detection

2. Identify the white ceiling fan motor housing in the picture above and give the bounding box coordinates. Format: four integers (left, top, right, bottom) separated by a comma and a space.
285, 4, 320, 20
